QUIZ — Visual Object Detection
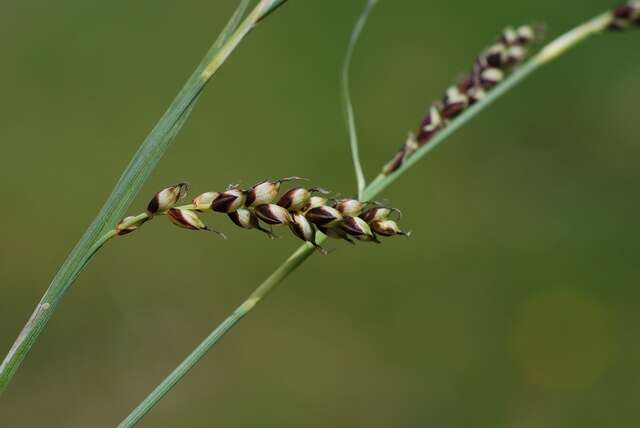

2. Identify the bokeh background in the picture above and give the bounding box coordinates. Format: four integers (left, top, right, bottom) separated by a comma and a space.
1, 0, 639, 426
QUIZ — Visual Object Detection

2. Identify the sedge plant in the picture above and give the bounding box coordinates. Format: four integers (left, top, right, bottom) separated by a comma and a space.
0, 0, 638, 427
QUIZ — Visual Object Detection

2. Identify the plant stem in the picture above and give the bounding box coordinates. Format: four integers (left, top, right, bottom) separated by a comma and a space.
342, 0, 379, 199
0, 0, 288, 393
119, 8, 616, 426
117, 242, 315, 428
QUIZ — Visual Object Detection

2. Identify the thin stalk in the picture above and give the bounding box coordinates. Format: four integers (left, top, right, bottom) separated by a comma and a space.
119, 8, 615, 425
342, 0, 378, 199
117, 243, 315, 428
0, 0, 288, 393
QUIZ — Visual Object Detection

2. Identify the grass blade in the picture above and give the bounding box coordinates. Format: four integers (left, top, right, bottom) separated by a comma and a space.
119, 7, 619, 423
342, 0, 378, 199
0, 0, 289, 393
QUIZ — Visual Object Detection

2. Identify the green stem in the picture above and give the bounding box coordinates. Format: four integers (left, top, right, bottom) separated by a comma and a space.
342, 0, 379, 199
117, 243, 316, 428
119, 8, 616, 426
0, 0, 287, 393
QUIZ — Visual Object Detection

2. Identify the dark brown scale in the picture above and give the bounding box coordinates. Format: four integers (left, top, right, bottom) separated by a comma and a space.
359, 210, 375, 224
439, 99, 466, 120
147, 197, 159, 215
306, 206, 341, 226
244, 189, 257, 207
211, 193, 239, 213
382, 147, 406, 175
277, 187, 300, 209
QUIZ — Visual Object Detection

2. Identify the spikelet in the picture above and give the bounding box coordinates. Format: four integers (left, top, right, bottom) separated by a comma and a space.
147, 183, 189, 215
211, 188, 245, 213
382, 23, 542, 175
245, 177, 305, 207
609, 1, 640, 30
278, 187, 329, 212
115, 216, 148, 236
114, 178, 408, 253
167, 208, 226, 238
228, 208, 276, 239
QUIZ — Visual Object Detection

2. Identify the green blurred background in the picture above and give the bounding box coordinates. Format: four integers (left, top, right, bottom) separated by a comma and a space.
1, 1, 639, 426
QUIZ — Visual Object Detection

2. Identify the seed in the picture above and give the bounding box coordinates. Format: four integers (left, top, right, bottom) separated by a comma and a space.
228, 208, 276, 239
115, 216, 148, 236
478, 68, 504, 90
501, 27, 518, 46
168, 208, 226, 238
466, 86, 487, 105
359, 206, 401, 224
254, 204, 292, 225
371, 219, 409, 237
305, 206, 343, 227
516, 25, 535, 44
333, 199, 366, 217
440, 86, 469, 119
482, 43, 507, 68
244, 176, 305, 207
278, 187, 329, 212
307, 195, 329, 210
211, 188, 245, 213
147, 183, 189, 215
289, 213, 327, 254
505, 45, 526, 66
382, 147, 406, 176
417, 107, 443, 143
340, 216, 379, 243
192, 192, 220, 211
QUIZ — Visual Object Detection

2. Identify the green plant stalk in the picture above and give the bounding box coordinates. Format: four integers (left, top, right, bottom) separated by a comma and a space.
342, 0, 378, 199
0, 0, 289, 393
119, 9, 615, 426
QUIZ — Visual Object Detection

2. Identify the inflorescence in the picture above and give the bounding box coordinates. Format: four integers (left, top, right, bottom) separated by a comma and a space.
381, 23, 541, 175
115, 178, 408, 254
382, 1, 639, 176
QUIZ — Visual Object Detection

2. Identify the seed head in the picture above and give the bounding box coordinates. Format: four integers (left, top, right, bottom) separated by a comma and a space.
501, 26, 518, 46
333, 198, 366, 217
305, 206, 343, 227
192, 191, 220, 211
381, 21, 539, 175
254, 204, 292, 225
168, 208, 226, 238
211, 188, 245, 213
359, 206, 401, 224
417, 107, 443, 143
609, 1, 640, 30
505, 45, 526, 66
289, 213, 327, 254
116, 216, 148, 236
278, 187, 329, 212
371, 219, 409, 237
478, 68, 504, 90
244, 177, 305, 207
340, 216, 379, 243
308, 195, 329, 210
516, 25, 536, 44
482, 43, 507, 68
228, 208, 276, 239
147, 183, 189, 215
440, 86, 469, 120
